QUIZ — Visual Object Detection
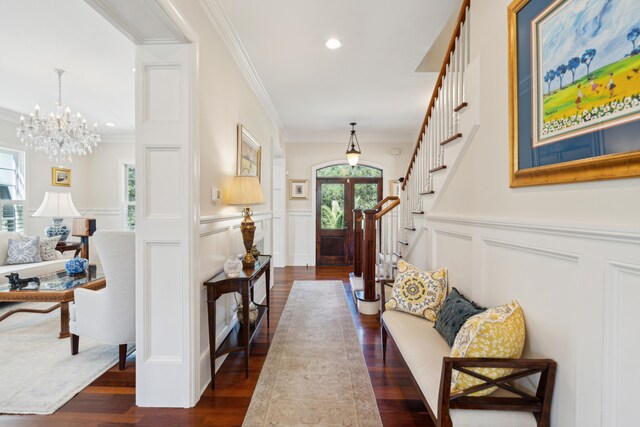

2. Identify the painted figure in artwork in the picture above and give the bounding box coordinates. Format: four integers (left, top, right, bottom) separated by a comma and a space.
608, 72, 616, 97
590, 78, 601, 94
575, 84, 584, 110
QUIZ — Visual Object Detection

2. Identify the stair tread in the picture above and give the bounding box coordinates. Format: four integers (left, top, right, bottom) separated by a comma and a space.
429, 165, 447, 173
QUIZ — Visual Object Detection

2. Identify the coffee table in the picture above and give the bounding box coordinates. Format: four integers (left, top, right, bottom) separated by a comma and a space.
0, 265, 105, 338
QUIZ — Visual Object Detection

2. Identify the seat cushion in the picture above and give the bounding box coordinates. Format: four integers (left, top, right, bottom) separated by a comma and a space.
385, 268, 448, 321
382, 309, 450, 406
451, 300, 526, 396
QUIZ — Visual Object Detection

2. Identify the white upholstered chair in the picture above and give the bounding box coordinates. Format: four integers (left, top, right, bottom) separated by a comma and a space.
69, 231, 135, 370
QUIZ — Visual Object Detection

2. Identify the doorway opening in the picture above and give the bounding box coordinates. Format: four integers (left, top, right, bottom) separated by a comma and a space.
315, 165, 382, 266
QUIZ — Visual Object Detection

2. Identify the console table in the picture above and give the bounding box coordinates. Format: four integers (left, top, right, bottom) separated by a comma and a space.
203, 255, 271, 389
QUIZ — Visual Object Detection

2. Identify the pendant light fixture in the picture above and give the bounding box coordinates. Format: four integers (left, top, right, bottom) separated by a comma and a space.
345, 122, 361, 166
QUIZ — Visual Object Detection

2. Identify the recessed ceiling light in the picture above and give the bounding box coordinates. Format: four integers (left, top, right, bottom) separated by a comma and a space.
105, 122, 115, 127
325, 38, 342, 50
132, 67, 136, 72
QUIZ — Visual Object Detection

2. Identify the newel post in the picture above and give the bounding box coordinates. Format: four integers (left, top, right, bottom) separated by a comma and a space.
353, 209, 363, 277
362, 209, 378, 302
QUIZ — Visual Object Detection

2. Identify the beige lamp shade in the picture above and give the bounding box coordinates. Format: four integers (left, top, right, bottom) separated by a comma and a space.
228, 175, 264, 206
32, 191, 81, 218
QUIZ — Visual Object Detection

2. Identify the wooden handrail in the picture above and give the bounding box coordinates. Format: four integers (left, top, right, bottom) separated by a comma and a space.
402, 0, 471, 190
373, 196, 399, 210
375, 199, 400, 220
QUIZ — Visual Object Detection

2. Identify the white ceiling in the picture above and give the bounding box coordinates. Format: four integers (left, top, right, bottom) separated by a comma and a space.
0, 0, 135, 137
220, 0, 460, 143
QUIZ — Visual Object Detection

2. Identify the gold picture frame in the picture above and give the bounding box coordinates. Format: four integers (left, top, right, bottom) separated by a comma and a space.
508, 0, 640, 187
289, 179, 308, 200
237, 124, 262, 182
51, 167, 71, 187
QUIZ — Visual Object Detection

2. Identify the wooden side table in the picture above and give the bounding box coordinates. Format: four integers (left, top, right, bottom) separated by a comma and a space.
55, 241, 83, 258
203, 255, 271, 390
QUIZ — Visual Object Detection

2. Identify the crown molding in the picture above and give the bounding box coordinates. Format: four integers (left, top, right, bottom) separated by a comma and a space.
100, 133, 135, 144
0, 107, 24, 123
199, 0, 283, 131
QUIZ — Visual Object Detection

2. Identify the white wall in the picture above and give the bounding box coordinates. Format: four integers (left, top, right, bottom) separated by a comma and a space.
402, 1, 640, 426
164, 0, 280, 399
285, 141, 411, 266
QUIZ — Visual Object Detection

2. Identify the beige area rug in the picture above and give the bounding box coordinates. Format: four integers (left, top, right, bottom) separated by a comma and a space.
243, 281, 383, 427
0, 302, 131, 415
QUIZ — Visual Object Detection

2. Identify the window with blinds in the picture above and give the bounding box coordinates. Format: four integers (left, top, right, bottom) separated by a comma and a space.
0, 149, 25, 233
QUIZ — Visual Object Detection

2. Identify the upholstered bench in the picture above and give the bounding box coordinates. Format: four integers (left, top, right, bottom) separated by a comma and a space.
381, 309, 557, 427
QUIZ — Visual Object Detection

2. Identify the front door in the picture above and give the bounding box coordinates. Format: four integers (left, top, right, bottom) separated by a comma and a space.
316, 169, 382, 266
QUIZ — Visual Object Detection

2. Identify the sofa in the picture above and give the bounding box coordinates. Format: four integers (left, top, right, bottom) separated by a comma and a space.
0, 231, 67, 285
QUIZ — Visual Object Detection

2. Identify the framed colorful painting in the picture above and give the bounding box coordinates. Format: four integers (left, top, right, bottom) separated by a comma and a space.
237, 124, 262, 181
508, 0, 640, 187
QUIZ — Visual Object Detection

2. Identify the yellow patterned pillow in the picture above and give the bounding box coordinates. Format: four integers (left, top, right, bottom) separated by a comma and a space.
385, 268, 448, 321
396, 259, 418, 274
450, 300, 525, 396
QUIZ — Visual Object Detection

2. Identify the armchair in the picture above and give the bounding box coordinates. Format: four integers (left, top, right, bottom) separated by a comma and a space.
69, 231, 135, 370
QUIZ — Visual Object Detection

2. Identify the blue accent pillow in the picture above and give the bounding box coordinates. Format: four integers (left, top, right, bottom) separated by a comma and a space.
434, 287, 486, 347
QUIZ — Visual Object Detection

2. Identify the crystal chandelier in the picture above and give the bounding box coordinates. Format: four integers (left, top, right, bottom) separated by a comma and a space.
16, 69, 100, 164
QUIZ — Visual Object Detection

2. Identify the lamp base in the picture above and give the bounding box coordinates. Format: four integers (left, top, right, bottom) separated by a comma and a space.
240, 207, 257, 268
45, 218, 71, 242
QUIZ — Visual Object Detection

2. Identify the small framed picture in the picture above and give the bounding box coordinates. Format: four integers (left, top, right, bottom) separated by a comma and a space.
289, 179, 308, 200
52, 167, 71, 187
237, 124, 262, 181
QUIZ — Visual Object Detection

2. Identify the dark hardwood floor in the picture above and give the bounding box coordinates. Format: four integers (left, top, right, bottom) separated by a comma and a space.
0, 266, 432, 426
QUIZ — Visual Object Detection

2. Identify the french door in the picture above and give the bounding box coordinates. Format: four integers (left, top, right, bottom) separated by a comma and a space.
316, 177, 382, 266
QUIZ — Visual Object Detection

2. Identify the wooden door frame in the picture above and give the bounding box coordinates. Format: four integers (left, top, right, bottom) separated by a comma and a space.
315, 176, 383, 266
310, 160, 388, 266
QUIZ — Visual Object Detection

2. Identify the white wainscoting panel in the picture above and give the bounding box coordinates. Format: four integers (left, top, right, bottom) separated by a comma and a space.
144, 64, 182, 123
403, 213, 640, 427
285, 202, 432, 267
145, 241, 183, 361
144, 147, 182, 219
287, 210, 313, 266
603, 261, 640, 426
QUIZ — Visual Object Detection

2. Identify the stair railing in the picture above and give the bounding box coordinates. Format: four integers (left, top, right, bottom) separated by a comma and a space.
352, 196, 400, 306
400, 0, 471, 227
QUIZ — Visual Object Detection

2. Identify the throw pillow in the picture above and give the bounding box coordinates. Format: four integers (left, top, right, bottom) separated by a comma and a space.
396, 259, 419, 274
6, 237, 42, 265
18, 232, 60, 261
385, 267, 448, 321
434, 288, 486, 347
450, 300, 526, 396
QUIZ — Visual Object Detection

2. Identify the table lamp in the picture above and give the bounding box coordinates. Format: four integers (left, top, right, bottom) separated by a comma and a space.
32, 191, 81, 242
228, 176, 264, 267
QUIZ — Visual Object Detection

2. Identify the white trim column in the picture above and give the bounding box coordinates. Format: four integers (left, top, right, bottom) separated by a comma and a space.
135, 43, 199, 407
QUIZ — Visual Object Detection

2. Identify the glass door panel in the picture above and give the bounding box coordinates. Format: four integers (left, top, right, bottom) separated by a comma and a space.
320, 183, 345, 230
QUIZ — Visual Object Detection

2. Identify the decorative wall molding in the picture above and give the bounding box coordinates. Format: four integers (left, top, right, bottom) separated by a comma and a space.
199, 211, 273, 224
602, 261, 640, 426
432, 228, 473, 241
199, 0, 283, 131
481, 237, 581, 263
427, 214, 640, 245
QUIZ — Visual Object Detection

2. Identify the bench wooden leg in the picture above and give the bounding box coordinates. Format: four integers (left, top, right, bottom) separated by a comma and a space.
381, 325, 388, 364
71, 334, 79, 355
119, 344, 128, 370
